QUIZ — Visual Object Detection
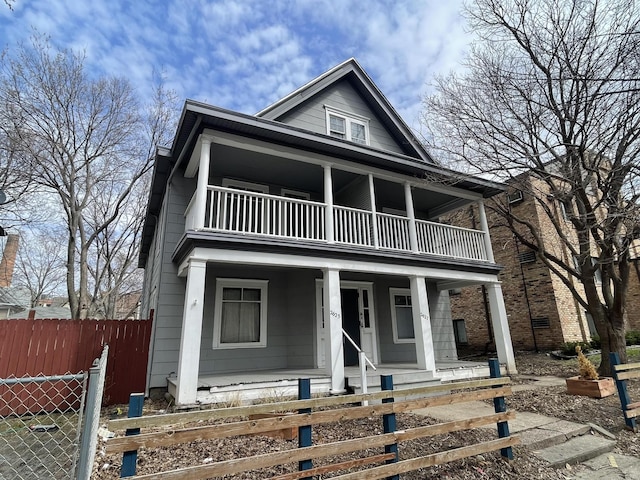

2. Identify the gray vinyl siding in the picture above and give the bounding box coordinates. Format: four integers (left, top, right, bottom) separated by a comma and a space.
198, 266, 317, 374
334, 175, 371, 210
147, 176, 191, 388
276, 79, 405, 155
375, 277, 417, 363
284, 270, 317, 367
375, 279, 457, 364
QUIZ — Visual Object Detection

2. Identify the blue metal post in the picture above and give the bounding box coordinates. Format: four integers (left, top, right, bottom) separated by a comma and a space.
298, 378, 312, 478
121, 393, 144, 477
489, 358, 513, 460
381, 374, 398, 480
610, 352, 637, 431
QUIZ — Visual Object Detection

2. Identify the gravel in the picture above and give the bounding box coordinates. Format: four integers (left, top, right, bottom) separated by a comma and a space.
91, 352, 640, 479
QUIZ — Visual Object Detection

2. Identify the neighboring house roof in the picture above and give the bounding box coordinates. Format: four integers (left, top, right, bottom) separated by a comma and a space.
7, 305, 73, 319
0, 287, 29, 308
139, 59, 505, 267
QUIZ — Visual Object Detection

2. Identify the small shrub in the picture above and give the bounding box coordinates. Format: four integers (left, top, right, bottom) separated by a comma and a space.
626, 330, 640, 346
590, 335, 601, 349
576, 345, 599, 380
560, 341, 590, 356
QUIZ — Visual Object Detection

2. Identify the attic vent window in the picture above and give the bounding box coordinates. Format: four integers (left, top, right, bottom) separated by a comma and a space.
325, 106, 369, 146
531, 317, 550, 329
518, 250, 536, 264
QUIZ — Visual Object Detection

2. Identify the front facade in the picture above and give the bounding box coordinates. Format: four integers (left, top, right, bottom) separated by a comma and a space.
139, 59, 516, 405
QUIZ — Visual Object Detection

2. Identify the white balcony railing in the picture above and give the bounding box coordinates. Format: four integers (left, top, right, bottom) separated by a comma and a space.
377, 212, 411, 251
416, 220, 488, 261
186, 185, 490, 262
334, 206, 373, 246
204, 186, 326, 241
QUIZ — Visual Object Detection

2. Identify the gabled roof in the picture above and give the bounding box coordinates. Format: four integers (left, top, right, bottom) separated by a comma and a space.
256, 58, 432, 163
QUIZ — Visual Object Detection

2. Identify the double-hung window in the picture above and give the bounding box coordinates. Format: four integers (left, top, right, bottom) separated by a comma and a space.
389, 288, 415, 343
325, 106, 370, 146
213, 279, 268, 348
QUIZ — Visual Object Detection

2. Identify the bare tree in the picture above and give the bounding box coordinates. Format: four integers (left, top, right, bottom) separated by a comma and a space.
86, 78, 178, 319
0, 36, 168, 318
422, 0, 640, 374
12, 228, 66, 307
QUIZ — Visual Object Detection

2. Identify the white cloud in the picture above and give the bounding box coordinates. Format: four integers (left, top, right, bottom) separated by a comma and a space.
0, 0, 471, 126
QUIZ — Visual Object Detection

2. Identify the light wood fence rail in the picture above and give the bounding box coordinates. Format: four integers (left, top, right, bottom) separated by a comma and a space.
106, 359, 519, 479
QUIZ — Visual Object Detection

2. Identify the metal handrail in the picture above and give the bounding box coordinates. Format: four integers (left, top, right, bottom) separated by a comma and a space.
342, 328, 376, 370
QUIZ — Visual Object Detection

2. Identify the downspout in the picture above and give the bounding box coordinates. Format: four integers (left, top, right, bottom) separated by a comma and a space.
514, 236, 539, 352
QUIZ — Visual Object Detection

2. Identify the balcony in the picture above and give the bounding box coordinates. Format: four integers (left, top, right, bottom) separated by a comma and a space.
185, 186, 489, 262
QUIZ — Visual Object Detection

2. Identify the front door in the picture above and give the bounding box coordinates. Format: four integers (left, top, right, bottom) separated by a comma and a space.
315, 281, 379, 368
341, 289, 360, 366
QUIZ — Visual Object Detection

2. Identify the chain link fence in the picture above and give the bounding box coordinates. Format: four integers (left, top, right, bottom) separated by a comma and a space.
0, 346, 108, 480
0, 373, 87, 479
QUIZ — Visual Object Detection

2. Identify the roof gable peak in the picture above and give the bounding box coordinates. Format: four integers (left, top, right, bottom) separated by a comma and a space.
256, 58, 432, 163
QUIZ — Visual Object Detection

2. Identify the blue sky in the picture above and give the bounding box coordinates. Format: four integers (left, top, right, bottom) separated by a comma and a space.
0, 0, 471, 130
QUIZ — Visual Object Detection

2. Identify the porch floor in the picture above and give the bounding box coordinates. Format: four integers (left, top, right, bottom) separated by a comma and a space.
187, 359, 492, 389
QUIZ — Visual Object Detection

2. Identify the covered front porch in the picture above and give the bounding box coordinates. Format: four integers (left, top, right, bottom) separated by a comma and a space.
168, 359, 498, 405
170, 247, 516, 406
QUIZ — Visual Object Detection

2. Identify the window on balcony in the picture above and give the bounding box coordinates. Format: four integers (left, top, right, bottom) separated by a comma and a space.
213, 279, 268, 348
390, 288, 415, 343
325, 106, 370, 145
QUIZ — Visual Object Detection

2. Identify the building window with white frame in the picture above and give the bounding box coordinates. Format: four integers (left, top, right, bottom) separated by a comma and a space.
213, 279, 268, 348
325, 106, 370, 145
390, 288, 415, 343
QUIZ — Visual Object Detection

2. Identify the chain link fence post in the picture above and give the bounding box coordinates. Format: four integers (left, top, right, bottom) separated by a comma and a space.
77, 345, 109, 480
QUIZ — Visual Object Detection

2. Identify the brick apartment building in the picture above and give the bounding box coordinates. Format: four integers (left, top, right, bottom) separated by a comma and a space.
448, 174, 640, 352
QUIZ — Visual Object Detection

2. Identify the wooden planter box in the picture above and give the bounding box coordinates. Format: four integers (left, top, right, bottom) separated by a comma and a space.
566, 376, 615, 398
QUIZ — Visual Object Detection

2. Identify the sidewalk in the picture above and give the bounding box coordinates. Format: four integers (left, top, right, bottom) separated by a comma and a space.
413, 375, 640, 478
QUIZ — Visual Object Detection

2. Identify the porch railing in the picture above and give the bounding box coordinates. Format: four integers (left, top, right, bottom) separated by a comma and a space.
188, 186, 490, 262
204, 186, 326, 241
334, 206, 373, 246
416, 220, 488, 261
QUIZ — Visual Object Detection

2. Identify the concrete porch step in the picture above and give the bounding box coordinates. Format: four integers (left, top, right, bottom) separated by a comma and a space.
533, 434, 617, 468
346, 370, 440, 395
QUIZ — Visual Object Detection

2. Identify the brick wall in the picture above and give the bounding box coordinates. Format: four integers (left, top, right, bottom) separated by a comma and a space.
0, 234, 19, 287
449, 176, 589, 351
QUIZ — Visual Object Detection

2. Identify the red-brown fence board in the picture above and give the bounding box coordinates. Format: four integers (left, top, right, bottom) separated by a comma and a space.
0, 316, 153, 407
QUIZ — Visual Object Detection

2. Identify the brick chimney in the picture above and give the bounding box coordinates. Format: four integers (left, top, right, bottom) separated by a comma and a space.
0, 234, 19, 287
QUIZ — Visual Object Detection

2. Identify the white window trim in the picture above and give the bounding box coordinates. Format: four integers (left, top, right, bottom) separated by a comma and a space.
389, 287, 415, 344
324, 105, 370, 146
213, 278, 268, 349
281, 188, 310, 200
222, 178, 269, 193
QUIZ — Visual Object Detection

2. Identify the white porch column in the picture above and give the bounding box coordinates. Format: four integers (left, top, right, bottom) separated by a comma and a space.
485, 282, 517, 374
324, 164, 334, 243
404, 183, 419, 253
175, 258, 207, 405
368, 174, 379, 249
193, 136, 212, 230
477, 200, 495, 263
409, 275, 436, 372
323, 268, 345, 393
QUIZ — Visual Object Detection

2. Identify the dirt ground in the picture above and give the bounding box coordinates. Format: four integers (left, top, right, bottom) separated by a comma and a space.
91, 352, 640, 479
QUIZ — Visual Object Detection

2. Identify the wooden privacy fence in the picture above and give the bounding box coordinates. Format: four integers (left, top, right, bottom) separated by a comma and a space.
0, 315, 153, 405
106, 359, 519, 479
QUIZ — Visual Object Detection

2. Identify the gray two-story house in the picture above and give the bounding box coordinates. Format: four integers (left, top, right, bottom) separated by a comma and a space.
139, 59, 516, 406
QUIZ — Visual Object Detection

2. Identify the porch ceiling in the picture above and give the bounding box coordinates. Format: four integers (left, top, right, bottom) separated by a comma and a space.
210, 143, 462, 215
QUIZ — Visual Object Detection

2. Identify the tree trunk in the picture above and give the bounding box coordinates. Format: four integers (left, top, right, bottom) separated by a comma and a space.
597, 317, 627, 377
